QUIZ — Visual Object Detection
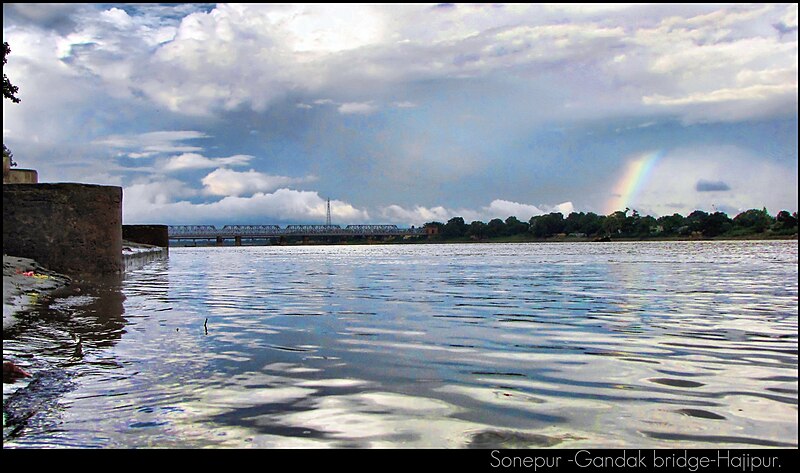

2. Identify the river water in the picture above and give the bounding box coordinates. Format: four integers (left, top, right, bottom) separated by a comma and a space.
3, 241, 797, 448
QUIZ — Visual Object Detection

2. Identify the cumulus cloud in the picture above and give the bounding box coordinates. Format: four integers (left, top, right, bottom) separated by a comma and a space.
3, 3, 796, 223
6, 3, 796, 123
123, 185, 369, 225
484, 200, 546, 220
631, 8, 798, 123
200, 168, 316, 197
160, 153, 253, 172
381, 205, 454, 225
379, 199, 575, 225
392, 101, 417, 109
297, 99, 380, 114
337, 102, 378, 115
123, 178, 199, 207
484, 200, 574, 220
93, 131, 209, 158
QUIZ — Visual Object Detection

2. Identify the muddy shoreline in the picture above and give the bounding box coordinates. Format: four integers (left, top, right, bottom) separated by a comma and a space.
3, 243, 166, 443
3, 255, 72, 331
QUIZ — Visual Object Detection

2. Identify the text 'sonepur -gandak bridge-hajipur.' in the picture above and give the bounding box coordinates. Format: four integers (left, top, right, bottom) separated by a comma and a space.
168, 224, 427, 245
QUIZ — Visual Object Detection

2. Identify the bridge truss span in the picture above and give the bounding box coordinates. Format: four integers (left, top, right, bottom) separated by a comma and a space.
345, 225, 404, 233
168, 225, 219, 238
220, 225, 281, 236
168, 224, 425, 240
285, 225, 343, 235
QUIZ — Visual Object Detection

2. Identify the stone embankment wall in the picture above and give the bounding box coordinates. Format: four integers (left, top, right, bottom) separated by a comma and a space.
123, 246, 169, 271
122, 225, 169, 271
3, 183, 123, 275
122, 225, 169, 248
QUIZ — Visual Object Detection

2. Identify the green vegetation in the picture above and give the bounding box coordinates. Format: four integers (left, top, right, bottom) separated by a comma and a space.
3, 41, 21, 167
171, 208, 796, 247
423, 208, 798, 243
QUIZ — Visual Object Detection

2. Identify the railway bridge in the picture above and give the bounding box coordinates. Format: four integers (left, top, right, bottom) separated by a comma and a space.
168, 224, 426, 246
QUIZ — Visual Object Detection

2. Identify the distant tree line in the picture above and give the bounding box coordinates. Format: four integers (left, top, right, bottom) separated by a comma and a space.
424, 208, 798, 241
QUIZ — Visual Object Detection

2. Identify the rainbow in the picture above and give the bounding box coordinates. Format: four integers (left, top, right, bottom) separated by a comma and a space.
605, 150, 665, 215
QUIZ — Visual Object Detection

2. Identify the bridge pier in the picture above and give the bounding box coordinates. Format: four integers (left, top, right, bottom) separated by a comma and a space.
235, 236, 242, 246
216, 236, 224, 246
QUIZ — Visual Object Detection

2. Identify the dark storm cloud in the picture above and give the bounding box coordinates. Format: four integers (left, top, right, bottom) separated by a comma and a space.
2, 3, 83, 33
696, 180, 732, 192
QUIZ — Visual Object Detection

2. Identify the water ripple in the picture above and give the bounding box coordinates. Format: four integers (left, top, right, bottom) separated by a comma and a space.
4, 241, 796, 448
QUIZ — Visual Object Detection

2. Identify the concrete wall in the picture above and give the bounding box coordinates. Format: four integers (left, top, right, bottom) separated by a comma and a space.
122, 225, 169, 248
2, 155, 38, 183
124, 247, 169, 271
3, 183, 123, 275
4, 169, 38, 184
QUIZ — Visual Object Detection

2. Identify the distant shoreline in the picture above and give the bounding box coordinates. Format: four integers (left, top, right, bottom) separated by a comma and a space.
169, 233, 798, 247
397, 233, 800, 243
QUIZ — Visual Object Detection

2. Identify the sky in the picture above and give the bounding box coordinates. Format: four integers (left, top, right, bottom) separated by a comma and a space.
3, 3, 798, 226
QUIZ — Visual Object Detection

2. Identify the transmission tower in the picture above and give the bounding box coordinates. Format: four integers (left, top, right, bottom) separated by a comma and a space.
326, 198, 332, 226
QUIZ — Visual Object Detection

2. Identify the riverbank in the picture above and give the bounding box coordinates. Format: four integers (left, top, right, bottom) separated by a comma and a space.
2, 255, 72, 331
3, 241, 167, 439
3, 241, 166, 331
406, 234, 799, 245
176, 232, 798, 247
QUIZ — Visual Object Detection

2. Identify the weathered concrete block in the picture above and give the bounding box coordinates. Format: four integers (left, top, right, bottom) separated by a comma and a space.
123, 246, 168, 271
3, 183, 123, 275
122, 225, 169, 248
4, 169, 38, 184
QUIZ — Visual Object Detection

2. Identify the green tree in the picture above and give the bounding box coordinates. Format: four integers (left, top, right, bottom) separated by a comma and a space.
467, 220, 488, 240
530, 212, 564, 238
623, 209, 643, 236
656, 213, 686, 235
775, 210, 797, 225
602, 210, 627, 236
686, 210, 710, 235
733, 208, 772, 233
701, 212, 732, 237
772, 210, 797, 234
3, 42, 20, 167
580, 212, 603, 236
486, 218, 506, 238
634, 215, 657, 237
2, 42, 19, 103
563, 212, 584, 234
504, 216, 529, 236
443, 217, 468, 238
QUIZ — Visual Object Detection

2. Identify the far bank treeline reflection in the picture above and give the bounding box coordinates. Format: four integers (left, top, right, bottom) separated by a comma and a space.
423, 208, 798, 241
